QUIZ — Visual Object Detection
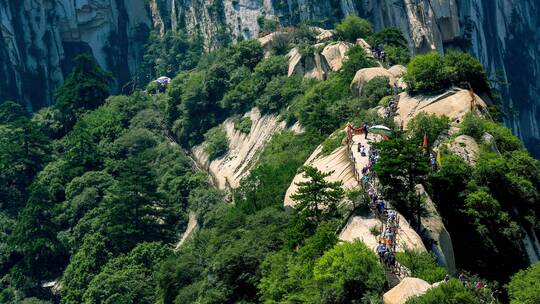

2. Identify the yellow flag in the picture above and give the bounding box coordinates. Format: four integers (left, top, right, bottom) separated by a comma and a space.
436, 149, 442, 168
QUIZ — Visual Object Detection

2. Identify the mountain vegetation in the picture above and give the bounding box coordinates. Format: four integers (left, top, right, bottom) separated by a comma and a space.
0, 14, 538, 304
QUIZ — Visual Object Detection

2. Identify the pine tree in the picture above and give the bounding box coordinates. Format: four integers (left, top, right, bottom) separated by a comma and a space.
291, 166, 344, 223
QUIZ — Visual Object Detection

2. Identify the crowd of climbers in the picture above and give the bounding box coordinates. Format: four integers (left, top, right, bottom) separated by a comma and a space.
356, 139, 399, 273
383, 83, 400, 118
371, 45, 386, 63
359, 145, 500, 303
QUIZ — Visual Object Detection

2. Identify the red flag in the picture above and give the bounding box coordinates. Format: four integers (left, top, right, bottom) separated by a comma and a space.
423, 133, 427, 149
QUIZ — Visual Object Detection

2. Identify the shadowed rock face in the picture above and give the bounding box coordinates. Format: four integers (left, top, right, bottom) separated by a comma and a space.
0, 0, 150, 110
1, 0, 539, 157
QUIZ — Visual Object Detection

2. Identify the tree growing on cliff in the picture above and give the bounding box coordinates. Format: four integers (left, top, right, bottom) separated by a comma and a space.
291, 166, 344, 223
404, 51, 490, 94
373, 137, 429, 229
335, 16, 373, 42
54, 54, 112, 135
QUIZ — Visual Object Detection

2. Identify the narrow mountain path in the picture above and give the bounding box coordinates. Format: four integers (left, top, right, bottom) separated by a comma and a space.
175, 211, 198, 250
344, 128, 412, 287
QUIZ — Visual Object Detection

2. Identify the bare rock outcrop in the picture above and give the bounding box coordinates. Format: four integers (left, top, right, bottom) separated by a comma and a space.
395, 89, 487, 129
192, 108, 288, 191
383, 277, 432, 304
340, 213, 427, 253
447, 135, 480, 166
356, 38, 372, 53
285, 132, 427, 253
388, 65, 407, 78
321, 42, 351, 72
284, 144, 357, 208
175, 211, 198, 250
350, 67, 397, 97
258, 31, 289, 58
416, 184, 456, 274
311, 26, 336, 43
287, 46, 330, 80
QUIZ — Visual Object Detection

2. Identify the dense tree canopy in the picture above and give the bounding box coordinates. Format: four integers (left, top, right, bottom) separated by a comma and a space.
507, 262, 540, 304
335, 16, 373, 42
54, 54, 112, 135
0, 15, 536, 304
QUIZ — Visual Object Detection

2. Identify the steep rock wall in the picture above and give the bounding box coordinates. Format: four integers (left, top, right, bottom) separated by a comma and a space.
1, 0, 539, 157
356, 0, 540, 156
0, 0, 150, 110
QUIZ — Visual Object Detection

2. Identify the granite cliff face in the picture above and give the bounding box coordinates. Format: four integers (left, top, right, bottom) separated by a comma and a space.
356, 0, 540, 156
0, 0, 150, 110
0, 0, 539, 155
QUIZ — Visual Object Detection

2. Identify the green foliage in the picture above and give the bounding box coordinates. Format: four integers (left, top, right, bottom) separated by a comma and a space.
320, 130, 345, 156
444, 51, 490, 94
156, 207, 290, 304
291, 166, 345, 223
406, 279, 481, 304
463, 188, 520, 247
291, 75, 351, 134
0, 113, 50, 213
291, 24, 317, 44
234, 116, 252, 134
341, 45, 377, 82
379, 95, 394, 107
258, 17, 280, 34
171, 69, 221, 146
374, 137, 429, 228
508, 262, 540, 304
82, 242, 171, 304
404, 52, 449, 93
142, 31, 203, 80
313, 241, 386, 302
31, 107, 64, 138
60, 233, 111, 304
405, 51, 490, 94
335, 16, 373, 42
188, 187, 224, 226
395, 250, 447, 283
0, 211, 15, 267
2, 89, 204, 298
427, 145, 540, 281
460, 112, 484, 139
220, 55, 288, 114
253, 54, 288, 79
234, 131, 320, 213
297, 43, 315, 57
367, 27, 411, 65
230, 40, 264, 71
203, 126, 229, 160
461, 112, 523, 153
360, 76, 393, 108
54, 54, 112, 134
385, 45, 411, 66
259, 239, 386, 303
269, 32, 291, 56
256, 75, 304, 113
481, 120, 523, 153
0, 101, 27, 124
2, 23, 535, 303
282, 223, 341, 299
368, 27, 407, 48
407, 112, 450, 148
